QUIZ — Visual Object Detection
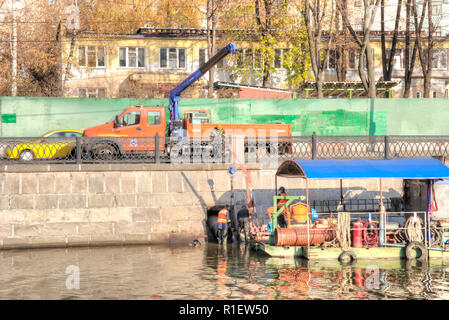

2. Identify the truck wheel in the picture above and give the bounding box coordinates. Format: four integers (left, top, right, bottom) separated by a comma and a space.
279, 143, 290, 155
268, 144, 279, 155
19, 150, 34, 161
93, 144, 118, 160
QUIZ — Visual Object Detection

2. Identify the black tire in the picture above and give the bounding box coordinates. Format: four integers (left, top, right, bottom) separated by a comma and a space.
338, 250, 357, 264
69, 149, 76, 160
19, 150, 34, 161
405, 241, 427, 261
92, 143, 119, 160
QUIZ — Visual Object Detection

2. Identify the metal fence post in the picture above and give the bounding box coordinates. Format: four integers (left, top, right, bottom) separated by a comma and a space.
76, 137, 81, 164
155, 134, 160, 164
384, 135, 390, 159
312, 132, 317, 160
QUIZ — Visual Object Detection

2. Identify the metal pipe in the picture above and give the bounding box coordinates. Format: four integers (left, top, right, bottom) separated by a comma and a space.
340, 179, 343, 205
383, 242, 449, 252
382, 243, 406, 248
426, 247, 449, 252
306, 179, 310, 252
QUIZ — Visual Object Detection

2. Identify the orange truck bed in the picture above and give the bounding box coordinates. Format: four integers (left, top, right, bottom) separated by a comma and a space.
184, 123, 292, 139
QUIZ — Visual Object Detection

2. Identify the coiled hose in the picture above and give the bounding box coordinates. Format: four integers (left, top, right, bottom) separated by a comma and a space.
404, 216, 424, 243
395, 217, 441, 246
362, 221, 378, 248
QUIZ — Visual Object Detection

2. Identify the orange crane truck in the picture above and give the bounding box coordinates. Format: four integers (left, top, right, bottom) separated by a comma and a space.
82, 43, 292, 159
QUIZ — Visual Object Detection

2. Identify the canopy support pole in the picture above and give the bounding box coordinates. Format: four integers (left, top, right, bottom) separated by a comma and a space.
379, 178, 386, 245
340, 179, 344, 205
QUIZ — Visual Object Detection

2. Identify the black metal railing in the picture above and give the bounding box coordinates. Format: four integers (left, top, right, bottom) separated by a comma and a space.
0, 133, 448, 164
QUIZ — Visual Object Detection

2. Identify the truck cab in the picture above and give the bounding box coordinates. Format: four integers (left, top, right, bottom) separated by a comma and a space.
83, 105, 166, 153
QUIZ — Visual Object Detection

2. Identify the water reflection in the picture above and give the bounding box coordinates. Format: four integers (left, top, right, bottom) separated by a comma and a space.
1, 244, 449, 299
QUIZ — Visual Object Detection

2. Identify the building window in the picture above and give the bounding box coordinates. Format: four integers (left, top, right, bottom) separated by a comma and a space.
236, 49, 265, 69
347, 48, 373, 69
274, 49, 289, 69
431, 3, 442, 16
148, 111, 161, 125
245, 49, 254, 68
236, 49, 244, 68
78, 88, 106, 98
416, 91, 421, 98
78, 46, 106, 68
348, 49, 358, 69
119, 47, 145, 68
433, 91, 437, 98
432, 49, 448, 69
160, 48, 186, 69
217, 56, 226, 68
254, 49, 263, 69
386, 49, 403, 69
325, 50, 337, 70
199, 49, 207, 66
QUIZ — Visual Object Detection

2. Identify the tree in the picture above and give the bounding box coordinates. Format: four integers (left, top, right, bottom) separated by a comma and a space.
337, 0, 381, 98
302, 0, 337, 98
403, 0, 426, 97
415, 0, 434, 97
253, 0, 278, 87
380, 0, 402, 83
0, 0, 67, 96
220, 0, 310, 90
334, 0, 347, 81
205, 0, 229, 97
83, 0, 203, 34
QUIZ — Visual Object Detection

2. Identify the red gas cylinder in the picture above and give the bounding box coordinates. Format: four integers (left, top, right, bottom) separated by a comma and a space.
354, 268, 365, 288
352, 217, 363, 248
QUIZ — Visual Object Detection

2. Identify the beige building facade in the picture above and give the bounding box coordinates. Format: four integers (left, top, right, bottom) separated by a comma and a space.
61, 27, 449, 99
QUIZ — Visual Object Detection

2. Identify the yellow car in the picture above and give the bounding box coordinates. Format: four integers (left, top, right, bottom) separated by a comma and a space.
6, 130, 84, 161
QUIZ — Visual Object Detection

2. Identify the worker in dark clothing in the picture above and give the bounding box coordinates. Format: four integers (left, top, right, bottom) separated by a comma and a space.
277, 187, 288, 228
237, 205, 250, 244
216, 205, 231, 244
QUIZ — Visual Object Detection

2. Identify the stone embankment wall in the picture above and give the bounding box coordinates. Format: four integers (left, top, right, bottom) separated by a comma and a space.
0, 163, 404, 249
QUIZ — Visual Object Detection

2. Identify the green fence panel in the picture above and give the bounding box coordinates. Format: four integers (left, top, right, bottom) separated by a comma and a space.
1, 96, 448, 137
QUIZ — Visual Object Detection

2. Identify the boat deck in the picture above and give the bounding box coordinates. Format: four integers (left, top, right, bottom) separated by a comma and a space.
250, 239, 449, 260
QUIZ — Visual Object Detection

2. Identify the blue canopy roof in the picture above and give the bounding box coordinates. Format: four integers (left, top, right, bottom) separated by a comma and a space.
276, 158, 449, 180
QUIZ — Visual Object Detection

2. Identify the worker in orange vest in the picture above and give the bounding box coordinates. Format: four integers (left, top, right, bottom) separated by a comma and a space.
276, 187, 288, 228
217, 205, 232, 244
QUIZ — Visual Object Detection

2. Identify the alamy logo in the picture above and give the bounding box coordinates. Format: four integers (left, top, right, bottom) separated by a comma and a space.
65, 265, 80, 290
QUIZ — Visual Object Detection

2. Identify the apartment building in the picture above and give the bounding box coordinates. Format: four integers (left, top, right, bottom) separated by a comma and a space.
60, 27, 295, 98
61, 26, 449, 99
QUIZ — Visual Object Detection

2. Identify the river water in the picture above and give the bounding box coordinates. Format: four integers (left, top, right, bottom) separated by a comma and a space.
1, 244, 449, 300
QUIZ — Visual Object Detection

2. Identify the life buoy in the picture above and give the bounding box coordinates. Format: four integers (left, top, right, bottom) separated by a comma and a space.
405, 241, 427, 261
338, 250, 357, 264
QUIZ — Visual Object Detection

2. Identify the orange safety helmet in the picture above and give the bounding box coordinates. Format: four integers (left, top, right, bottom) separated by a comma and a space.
217, 125, 223, 130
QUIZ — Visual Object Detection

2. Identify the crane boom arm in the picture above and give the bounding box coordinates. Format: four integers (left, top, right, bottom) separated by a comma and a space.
168, 43, 237, 136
